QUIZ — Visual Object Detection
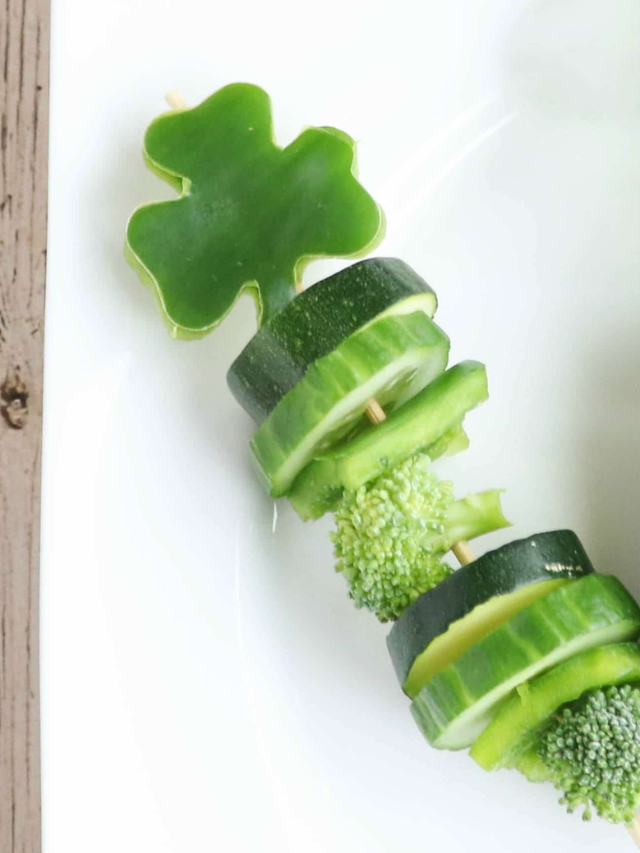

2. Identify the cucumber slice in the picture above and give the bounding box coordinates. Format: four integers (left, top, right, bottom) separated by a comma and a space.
251, 312, 450, 497
410, 574, 640, 750
388, 530, 595, 698
471, 642, 640, 770
228, 258, 437, 423
287, 360, 486, 519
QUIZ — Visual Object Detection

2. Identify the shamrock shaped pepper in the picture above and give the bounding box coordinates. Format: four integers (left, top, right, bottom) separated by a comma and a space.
125, 83, 385, 337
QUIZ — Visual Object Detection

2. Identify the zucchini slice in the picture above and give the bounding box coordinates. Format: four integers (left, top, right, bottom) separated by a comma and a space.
251, 311, 450, 497
471, 642, 640, 770
227, 258, 437, 423
287, 360, 486, 519
410, 574, 640, 750
388, 530, 595, 698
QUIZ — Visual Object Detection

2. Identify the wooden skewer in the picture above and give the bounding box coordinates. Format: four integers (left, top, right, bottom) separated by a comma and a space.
363, 397, 387, 425
166, 89, 188, 111
628, 815, 640, 849
167, 87, 640, 845
451, 540, 475, 567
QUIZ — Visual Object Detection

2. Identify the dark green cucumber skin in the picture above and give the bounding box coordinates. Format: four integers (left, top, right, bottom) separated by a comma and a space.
387, 530, 595, 693
288, 360, 487, 520
410, 574, 640, 749
227, 258, 436, 424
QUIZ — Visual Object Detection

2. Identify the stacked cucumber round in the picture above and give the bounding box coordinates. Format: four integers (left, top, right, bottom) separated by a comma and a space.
227, 256, 640, 828
228, 258, 438, 423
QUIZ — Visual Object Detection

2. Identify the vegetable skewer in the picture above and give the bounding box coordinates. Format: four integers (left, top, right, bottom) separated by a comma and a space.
126, 84, 640, 845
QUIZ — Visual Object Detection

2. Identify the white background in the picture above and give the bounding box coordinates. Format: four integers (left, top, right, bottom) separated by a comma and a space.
43, 1, 640, 850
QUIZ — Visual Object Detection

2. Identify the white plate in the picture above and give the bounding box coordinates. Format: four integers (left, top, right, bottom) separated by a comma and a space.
42, 1, 640, 851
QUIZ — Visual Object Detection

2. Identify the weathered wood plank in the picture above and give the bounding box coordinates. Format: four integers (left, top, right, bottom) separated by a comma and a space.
0, 1, 49, 850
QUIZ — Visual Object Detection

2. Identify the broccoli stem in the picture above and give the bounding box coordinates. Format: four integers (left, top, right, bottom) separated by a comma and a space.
423, 490, 510, 554
516, 748, 553, 784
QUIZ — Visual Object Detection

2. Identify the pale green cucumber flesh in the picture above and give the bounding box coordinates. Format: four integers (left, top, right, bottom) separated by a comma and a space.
251, 312, 449, 497
410, 574, 640, 750
287, 360, 487, 519
403, 580, 569, 698
228, 258, 437, 423
471, 642, 640, 770
389, 530, 595, 698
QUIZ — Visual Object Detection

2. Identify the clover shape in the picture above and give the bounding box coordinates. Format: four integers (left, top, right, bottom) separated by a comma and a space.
125, 83, 385, 338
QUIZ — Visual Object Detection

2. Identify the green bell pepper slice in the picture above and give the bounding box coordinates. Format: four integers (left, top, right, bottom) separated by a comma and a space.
125, 83, 385, 338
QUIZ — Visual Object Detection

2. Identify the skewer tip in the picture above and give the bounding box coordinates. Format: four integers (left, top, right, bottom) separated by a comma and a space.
626, 815, 640, 849
452, 540, 475, 567
165, 89, 188, 111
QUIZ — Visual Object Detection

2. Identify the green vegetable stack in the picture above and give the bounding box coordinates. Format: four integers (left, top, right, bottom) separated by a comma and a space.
126, 83, 640, 840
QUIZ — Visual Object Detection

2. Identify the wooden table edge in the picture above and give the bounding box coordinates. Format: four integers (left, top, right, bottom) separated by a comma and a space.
1, 1, 50, 850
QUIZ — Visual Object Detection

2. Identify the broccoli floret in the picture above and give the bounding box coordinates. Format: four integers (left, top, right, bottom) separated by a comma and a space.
537, 684, 640, 824
331, 453, 508, 622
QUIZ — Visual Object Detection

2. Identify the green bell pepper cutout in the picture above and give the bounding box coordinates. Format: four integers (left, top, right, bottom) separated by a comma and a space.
125, 83, 385, 338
